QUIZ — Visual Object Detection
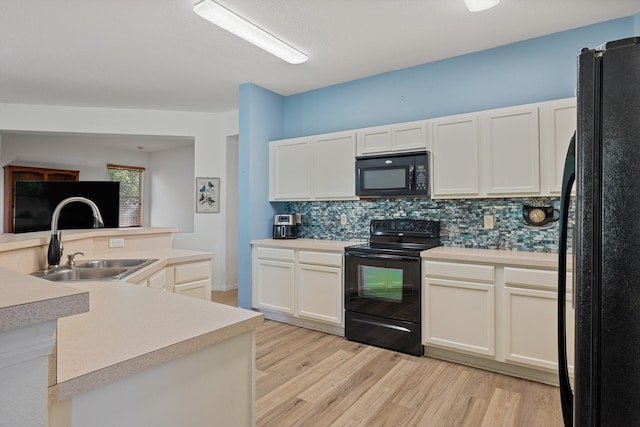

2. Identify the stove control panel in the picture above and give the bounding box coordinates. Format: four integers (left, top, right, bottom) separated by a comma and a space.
370, 219, 439, 237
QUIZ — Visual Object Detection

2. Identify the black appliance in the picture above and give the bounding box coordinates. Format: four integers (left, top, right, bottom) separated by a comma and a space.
344, 218, 439, 356
13, 181, 120, 234
355, 151, 430, 198
557, 37, 640, 427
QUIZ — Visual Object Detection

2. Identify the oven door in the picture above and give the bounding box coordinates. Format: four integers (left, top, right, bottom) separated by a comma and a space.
344, 251, 420, 323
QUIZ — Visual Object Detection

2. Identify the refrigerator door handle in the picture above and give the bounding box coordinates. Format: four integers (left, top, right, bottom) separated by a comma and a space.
558, 132, 576, 427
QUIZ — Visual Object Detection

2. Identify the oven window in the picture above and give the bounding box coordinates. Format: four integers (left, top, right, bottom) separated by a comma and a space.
363, 168, 406, 189
359, 266, 403, 302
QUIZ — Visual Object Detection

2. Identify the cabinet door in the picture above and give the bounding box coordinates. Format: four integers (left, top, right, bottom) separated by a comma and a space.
540, 98, 576, 195
312, 132, 356, 199
482, 106, 540, 195
174, 279, 210, 300
269, 138, 311, 201
393, 121, 428, 152
504, 287, 575, 372
254, 259, 295, 314
297, 263, 343, 325
147, 268, 171, 292
431, 114, 480, 197
357, 126, 392, 155
424, 278, 495, 356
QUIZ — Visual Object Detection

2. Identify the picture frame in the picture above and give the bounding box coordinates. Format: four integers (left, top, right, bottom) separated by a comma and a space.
196, 177, 220, 213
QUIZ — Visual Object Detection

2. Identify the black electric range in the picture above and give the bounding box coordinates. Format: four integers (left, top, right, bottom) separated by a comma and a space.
344, 219, 440, 356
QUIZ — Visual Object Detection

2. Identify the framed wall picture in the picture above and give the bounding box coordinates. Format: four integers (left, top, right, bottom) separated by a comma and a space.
196, 177, 220, 213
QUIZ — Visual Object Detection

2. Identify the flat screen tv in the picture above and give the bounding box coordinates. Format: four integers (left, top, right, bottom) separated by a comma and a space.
13, 181, 120, 234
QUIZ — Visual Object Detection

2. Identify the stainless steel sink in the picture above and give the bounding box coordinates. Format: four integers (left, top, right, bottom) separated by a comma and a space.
32, 258, 158, 282
75, 259, 153, 269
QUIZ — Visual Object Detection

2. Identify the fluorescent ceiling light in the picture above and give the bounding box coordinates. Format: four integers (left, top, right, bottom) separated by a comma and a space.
193, 0, 308, 64
464, 0, 500, 12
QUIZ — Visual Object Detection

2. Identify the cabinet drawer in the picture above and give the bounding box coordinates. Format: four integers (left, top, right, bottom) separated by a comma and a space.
424, 261, 494, 283
174, 261, 211, 284
257, 247, 295, 262
504, 267, 572, 292
298, 250, 342, 267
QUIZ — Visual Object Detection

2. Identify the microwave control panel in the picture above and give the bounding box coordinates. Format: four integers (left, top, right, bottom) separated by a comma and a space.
415, 164, 427, 190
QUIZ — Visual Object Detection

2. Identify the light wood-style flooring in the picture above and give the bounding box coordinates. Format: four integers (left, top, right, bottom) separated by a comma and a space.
211, 290, 564, 427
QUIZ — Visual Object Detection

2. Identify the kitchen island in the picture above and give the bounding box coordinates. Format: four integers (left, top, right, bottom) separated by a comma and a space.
49, 280, 263, 427
0, 227, 263, 427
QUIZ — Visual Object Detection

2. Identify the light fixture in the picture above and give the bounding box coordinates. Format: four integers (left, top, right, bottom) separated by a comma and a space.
464, 0, 500, 12
193, 0, 308, 64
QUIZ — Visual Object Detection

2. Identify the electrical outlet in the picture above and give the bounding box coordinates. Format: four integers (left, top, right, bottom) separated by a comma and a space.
109, 237, 125, 248
484, 215, 494, 230
340, 214, 347, 225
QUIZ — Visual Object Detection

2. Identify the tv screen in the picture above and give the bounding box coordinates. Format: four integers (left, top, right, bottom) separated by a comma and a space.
13, 181, 120, 234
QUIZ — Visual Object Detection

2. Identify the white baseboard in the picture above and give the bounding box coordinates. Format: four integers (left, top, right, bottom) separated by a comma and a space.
210, 283, 238, 292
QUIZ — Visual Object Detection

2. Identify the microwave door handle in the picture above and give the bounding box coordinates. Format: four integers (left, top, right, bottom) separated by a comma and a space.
408, 165, 415, 189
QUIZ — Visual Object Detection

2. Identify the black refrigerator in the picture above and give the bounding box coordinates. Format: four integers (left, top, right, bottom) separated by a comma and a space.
558, 37, 640, 427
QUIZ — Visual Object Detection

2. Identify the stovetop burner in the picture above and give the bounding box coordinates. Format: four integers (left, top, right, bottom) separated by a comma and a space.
345, 219, 440, 257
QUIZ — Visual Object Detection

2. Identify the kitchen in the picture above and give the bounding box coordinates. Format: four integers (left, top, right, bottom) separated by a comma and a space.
2, 1, 640, 426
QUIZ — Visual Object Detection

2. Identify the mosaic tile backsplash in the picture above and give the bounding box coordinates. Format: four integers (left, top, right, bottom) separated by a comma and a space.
279, 197, 573, 253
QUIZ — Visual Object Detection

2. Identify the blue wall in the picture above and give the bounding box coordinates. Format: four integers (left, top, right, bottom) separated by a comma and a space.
283, 16, 638, 137
237, 84, 284, 308
237, 14, 639, 309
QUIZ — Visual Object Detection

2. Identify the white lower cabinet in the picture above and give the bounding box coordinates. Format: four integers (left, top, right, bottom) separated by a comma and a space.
252, 246, 344, 331
423, 261, 495, 356
134, 259, 212, 301
146, 268, 170, 292
171, 261, 212, 301
297, 251, 343, 325
503, 267, 574, 372
423, 257, 573, 382
254, 248, 296, 314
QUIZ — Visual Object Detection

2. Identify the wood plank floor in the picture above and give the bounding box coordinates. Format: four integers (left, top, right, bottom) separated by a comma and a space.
211, 290, 564, 427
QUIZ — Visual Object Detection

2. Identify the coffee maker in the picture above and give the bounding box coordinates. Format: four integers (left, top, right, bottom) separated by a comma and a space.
272, 214, 300, 239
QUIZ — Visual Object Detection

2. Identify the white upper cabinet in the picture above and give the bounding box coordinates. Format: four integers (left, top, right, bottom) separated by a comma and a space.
357, 126, 392, 155
269, 137, 311, 201
481, 105, 540, 196
270, 97, 577, 202
539, 97, 577, 195
432, 113, 480, 197
270, 131, 357, 201
312, 132, 356, 200
357, 120, 429, 156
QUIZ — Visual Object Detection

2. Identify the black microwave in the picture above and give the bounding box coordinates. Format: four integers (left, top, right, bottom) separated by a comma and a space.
355, 151, 430, 198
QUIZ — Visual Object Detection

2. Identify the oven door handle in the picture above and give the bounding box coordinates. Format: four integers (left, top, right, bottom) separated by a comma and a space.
351, 317, 412, 333
346, 252, 419, 263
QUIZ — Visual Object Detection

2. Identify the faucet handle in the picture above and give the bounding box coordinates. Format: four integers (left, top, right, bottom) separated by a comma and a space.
66, 252, 84, 266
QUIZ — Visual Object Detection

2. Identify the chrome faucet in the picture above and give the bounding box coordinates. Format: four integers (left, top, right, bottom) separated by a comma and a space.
47, 197, 104, 268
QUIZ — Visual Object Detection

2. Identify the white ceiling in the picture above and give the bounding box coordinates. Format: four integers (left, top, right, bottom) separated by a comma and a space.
1, 0, 639, 114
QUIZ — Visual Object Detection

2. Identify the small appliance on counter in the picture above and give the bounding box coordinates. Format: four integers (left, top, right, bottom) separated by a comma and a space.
272, 214, 300, 239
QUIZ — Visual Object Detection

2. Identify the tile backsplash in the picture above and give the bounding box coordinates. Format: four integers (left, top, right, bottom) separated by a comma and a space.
280, 197, 573, 253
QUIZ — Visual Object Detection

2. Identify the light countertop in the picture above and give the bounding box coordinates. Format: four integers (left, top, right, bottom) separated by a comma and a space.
251, 238, 358, 251
422, 246, 571, 270
43, 246, 264, 403
0, 228, 262, 404
0, 268, 89, 332
51, 280, 262, 402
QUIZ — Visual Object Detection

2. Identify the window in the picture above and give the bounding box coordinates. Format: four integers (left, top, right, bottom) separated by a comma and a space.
107, 164, 144, 227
